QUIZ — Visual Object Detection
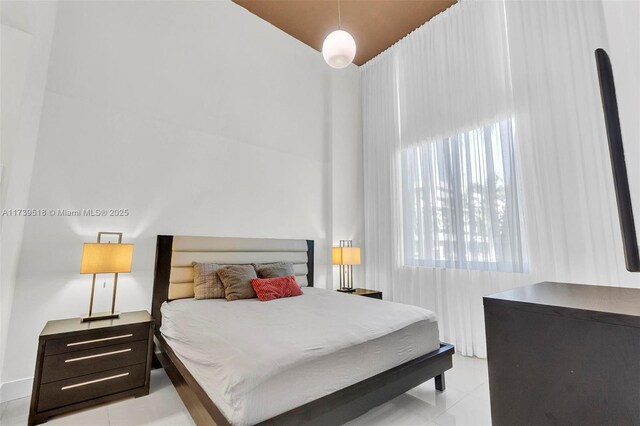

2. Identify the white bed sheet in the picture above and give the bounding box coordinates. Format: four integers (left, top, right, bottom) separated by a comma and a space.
161, 287, 440, 425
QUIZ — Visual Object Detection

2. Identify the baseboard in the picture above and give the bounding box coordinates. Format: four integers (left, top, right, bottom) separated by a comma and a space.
0, 377, 32, 403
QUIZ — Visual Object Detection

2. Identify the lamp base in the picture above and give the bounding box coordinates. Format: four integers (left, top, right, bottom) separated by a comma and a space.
81, 311, 120, 322
337, 288, 356, 293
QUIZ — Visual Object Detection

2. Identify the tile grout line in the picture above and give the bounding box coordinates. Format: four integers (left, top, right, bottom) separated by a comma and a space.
435, 380, 492, 425
431, 379, 489, 424
428, 354, 489, 424
432, 391, 470, 423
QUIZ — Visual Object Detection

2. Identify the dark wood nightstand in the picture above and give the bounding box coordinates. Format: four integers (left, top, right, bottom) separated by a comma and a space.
28, 311, 154, 425
347, 288, 383, 299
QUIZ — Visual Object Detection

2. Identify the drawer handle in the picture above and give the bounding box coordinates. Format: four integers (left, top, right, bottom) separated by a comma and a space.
67, 334, 133, 347
61, 372, 129, 390
65, 348, 132, 363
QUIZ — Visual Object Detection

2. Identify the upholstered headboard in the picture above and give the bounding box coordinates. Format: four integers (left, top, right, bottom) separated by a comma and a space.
151, 235, 314, 329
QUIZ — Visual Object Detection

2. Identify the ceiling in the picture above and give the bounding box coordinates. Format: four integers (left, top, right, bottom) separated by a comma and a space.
232, 0, 457, 66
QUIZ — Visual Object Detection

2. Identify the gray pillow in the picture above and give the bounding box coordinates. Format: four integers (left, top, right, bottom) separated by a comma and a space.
217, 265, 258, 301
254, 262, 295, 279
192, 262, 228, 300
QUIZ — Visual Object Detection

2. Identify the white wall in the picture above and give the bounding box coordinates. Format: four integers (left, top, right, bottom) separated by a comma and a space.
1, 0, 362, 392
331, 68, 364, 286
0, 0, 58, 400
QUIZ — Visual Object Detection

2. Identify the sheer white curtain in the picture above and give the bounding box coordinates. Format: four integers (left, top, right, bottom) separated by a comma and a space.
362, 0, 640, 357
401, 118, 527, 273
362, 52, 403, 305
505, 0, 635, 287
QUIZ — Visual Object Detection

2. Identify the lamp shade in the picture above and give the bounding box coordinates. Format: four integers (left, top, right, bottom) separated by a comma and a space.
322, 30, 356, 69
332, 247, 361, 265
80, 243, 134, 274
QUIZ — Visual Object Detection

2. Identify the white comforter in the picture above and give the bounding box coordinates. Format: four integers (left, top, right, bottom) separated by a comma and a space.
161, 287, 438, 424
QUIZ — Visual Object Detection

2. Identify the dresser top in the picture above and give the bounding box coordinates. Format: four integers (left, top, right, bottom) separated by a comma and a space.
485, 281, 640, 318
41, 311, 152, 337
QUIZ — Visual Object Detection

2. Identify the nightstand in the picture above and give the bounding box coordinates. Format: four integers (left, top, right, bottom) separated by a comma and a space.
350, 288, 383, 299
28, 311, 154, 425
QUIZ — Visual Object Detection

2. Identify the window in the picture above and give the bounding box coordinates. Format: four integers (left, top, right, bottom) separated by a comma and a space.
401, 118, 527, 272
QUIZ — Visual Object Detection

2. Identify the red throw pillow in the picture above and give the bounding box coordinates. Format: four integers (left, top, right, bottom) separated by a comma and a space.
250, 275, 302, 301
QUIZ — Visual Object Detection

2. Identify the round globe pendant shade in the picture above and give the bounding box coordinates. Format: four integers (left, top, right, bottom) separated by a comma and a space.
322, 30, 356, 69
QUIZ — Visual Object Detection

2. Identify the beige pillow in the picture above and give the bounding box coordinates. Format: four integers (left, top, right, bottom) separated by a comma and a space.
254, 262, 295, 279
217, 265, 258, 301
192, 262, 227, 299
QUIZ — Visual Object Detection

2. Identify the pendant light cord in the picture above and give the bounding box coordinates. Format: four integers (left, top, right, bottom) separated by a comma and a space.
338, 0, 342, 29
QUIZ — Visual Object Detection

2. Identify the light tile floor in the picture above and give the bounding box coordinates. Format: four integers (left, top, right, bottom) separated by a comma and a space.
0, 354, 490, 426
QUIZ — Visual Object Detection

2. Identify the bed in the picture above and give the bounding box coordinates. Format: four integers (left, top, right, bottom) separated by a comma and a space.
151, 235, 454, 425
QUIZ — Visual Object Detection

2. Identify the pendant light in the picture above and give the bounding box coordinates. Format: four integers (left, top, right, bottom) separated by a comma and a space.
322, 0, 356, 69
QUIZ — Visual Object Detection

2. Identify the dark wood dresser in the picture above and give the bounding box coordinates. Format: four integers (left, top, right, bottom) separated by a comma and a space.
484, 281, 640, 425
29, 311, 154, 425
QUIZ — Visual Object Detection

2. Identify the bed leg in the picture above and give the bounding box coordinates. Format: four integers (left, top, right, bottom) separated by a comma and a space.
435, 373, 445, 391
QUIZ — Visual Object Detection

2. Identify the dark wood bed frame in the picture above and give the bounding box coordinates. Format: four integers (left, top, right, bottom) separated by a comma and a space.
151, 235, 455, 425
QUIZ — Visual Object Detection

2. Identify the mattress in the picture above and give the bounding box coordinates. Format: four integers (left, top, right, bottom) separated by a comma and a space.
160, 287, 440, 425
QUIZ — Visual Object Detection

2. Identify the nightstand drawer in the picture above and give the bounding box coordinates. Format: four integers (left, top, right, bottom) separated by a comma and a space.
37, 363, 146, 412
41, 340, 148, 384
44, 324, 149, 355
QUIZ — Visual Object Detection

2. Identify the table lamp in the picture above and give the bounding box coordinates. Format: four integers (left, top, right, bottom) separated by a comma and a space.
80, 232, 133, 322
333, 240, 361, 292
